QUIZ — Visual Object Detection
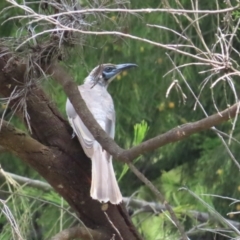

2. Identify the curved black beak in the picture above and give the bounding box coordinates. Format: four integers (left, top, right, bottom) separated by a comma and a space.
115, 63, 138, 73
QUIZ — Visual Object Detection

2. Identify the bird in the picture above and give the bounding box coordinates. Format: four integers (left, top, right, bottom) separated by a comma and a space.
66, 63, 137, 204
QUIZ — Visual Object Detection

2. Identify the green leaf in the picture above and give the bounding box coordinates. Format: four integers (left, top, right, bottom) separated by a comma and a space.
118, 120, 149, 181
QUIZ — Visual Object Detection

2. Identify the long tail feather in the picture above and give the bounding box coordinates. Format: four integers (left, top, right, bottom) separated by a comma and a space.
90, 143, 122, 204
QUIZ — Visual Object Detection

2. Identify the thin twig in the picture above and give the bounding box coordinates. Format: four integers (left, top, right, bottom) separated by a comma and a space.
104, 212, 123, 240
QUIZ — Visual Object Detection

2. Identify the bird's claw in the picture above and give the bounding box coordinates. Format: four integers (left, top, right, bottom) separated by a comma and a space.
71, 132, 76, 139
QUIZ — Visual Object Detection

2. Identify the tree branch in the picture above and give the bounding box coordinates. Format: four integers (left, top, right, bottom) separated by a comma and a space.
0, 119, 52, 157
0, 145, 7, 153
127, 103, 239, 160
0, 168, 52, 191
7, 4, 239, 17
48, 63, 240, 162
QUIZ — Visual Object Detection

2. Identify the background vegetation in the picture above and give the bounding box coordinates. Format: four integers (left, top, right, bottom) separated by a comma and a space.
1, 0, 240, 239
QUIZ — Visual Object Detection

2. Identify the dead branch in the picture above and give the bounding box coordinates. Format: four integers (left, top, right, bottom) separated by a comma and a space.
6, 0, 240, 17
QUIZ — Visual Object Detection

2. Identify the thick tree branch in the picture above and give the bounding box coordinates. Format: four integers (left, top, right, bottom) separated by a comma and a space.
0, 145, 7, 153
48, 63, 240, 162
0, 120, 142, 239
0, 120, 52, 157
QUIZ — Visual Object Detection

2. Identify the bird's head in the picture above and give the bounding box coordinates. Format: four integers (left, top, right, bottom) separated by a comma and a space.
85, 63, 137, 87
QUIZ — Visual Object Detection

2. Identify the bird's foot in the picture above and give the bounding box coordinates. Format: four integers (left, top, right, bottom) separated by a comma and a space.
71, 132, 76, 139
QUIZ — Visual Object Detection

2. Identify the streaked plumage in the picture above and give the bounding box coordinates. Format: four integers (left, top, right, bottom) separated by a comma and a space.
66, 63, 137, 204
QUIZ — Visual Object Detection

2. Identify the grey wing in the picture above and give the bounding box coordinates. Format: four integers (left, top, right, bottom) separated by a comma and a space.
66, 86, 115, 158
106, 107, 115, 139
104, 101, 115, 161
66, 98, 94, 158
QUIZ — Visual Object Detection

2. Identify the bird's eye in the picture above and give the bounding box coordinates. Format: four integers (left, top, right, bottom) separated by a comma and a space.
104, 67, 114, 72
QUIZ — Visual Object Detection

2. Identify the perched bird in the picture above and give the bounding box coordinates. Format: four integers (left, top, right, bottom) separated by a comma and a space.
66, 63, 137, 204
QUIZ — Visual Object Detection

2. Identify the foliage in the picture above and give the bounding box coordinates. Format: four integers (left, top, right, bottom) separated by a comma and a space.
118, 120, 149, 181
0, 171, 74, 240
